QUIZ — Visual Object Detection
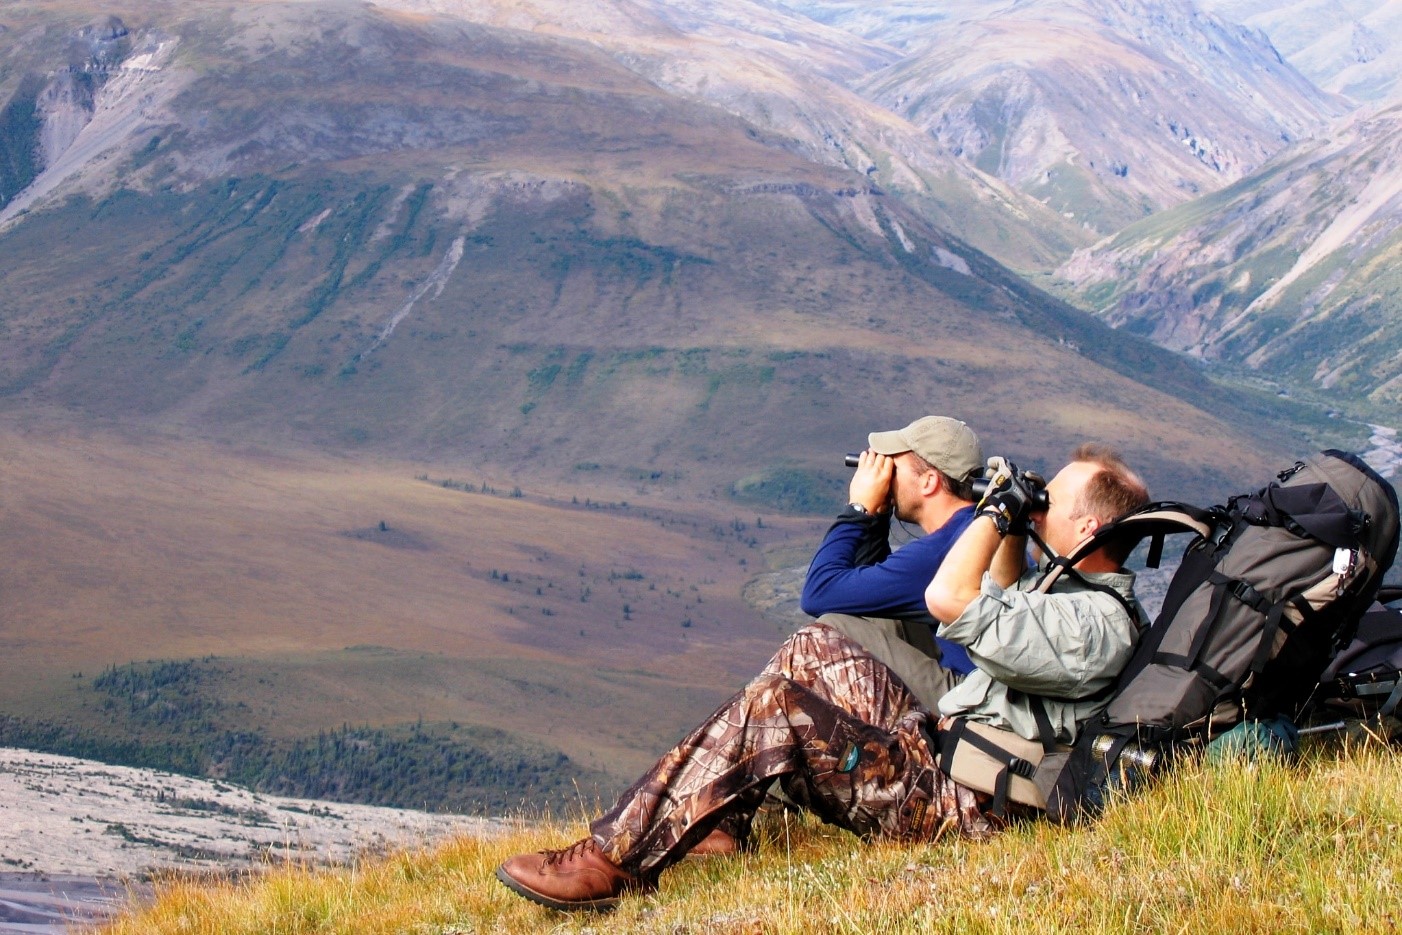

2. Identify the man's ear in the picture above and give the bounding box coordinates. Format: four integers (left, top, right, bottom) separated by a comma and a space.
922, 469, 943, 496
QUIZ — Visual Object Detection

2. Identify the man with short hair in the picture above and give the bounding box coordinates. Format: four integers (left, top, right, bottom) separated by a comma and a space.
495, 445, 1150, 912
689, 416, 981, 856
926, 443, 1151, 744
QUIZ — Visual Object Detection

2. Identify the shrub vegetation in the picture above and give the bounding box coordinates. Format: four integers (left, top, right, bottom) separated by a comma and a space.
0, 660, 612, 814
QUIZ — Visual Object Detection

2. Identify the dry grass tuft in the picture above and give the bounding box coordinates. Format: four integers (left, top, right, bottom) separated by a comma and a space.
92, 737, 1402, 934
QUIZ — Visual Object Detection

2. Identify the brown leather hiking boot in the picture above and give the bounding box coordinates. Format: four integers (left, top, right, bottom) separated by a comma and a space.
688, 827, 740, 857
495, 837, 652, 911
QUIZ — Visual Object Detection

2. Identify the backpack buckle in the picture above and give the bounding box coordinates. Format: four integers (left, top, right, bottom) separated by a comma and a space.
1006, 756, 1037, 779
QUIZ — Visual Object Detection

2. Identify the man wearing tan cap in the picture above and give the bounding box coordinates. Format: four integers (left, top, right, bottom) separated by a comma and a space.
802, 416, 983, 707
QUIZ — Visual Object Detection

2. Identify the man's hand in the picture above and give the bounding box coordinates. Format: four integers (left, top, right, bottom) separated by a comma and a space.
847, 450, 894, 514
977, 456, 1039, 537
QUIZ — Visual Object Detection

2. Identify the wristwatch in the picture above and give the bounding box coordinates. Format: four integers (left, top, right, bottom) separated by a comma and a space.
980, 504, 1013, 537
846, 502, 870, 515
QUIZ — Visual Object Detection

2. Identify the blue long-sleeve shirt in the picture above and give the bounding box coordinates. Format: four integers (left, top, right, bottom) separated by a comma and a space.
800, 505, 977, 675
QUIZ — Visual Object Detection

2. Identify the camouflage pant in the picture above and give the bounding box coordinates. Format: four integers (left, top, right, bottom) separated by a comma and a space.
591, 623, 993, 877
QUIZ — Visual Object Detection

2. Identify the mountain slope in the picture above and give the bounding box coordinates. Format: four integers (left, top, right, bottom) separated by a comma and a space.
780, 0, 1346, 235
370, 0, 1093, 268
1057, 102, 1402, 407
0, 0, 1084, 270
0, 0, 1306, 501
1203, 0, 1402, 102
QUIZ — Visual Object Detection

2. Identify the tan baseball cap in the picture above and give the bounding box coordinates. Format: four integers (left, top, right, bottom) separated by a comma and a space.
868, 416, 983, 483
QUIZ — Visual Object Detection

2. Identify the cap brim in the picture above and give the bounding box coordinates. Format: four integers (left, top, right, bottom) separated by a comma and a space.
867, 429, 910, 455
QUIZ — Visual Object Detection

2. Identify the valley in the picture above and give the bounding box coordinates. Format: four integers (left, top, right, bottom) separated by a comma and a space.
0, 420, 819, 806
1, 0, 1399, 829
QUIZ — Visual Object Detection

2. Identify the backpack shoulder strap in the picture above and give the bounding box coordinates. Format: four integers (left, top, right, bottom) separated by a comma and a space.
1034, 502, 1221, 596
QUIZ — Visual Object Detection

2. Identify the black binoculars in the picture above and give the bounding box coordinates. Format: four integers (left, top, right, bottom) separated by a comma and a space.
972, 474, 1050, 511
845, 453, 1049, 510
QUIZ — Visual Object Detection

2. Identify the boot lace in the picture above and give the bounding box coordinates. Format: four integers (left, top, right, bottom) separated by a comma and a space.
540, 838, 597, 866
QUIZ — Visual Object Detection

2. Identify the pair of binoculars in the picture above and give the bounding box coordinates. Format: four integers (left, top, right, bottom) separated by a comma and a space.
972, 474, 1050, 511
844, 453, 1050, 510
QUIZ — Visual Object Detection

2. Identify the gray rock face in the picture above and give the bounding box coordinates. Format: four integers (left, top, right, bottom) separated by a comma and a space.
69, 15, 131, 69
0, 747, 502, 878
0, 746, 503, 933
0, 23, 183, 225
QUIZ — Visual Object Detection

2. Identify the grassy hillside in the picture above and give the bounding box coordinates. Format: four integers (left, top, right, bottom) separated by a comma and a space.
91, 738, 1402, 933
0, 164, 1312, 505
0, 423, 825, 806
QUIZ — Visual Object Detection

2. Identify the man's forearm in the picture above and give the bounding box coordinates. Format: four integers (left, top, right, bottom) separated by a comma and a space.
989, 532, 1027, 587
925, 514, 1004, 623
849, 511, 892, 567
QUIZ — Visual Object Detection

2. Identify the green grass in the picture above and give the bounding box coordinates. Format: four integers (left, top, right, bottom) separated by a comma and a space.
93, 738, 1402, 933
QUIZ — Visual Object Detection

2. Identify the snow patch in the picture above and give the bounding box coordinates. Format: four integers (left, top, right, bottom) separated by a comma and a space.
123, 42, 172, 72
298, 207, 334, 233
372, 184, 422, 242
889, 218, 915, 252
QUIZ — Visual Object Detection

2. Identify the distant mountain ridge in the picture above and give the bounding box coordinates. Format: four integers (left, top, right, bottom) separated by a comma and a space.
774, 0, 1345, 234
0, 0, 1083, 270
1057, 101, 1402, 408
1202, 0, 1402, 102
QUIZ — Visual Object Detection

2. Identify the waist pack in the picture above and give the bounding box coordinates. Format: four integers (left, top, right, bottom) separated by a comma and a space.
937, 718, 1070, 811
938, 450, 1399, 821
